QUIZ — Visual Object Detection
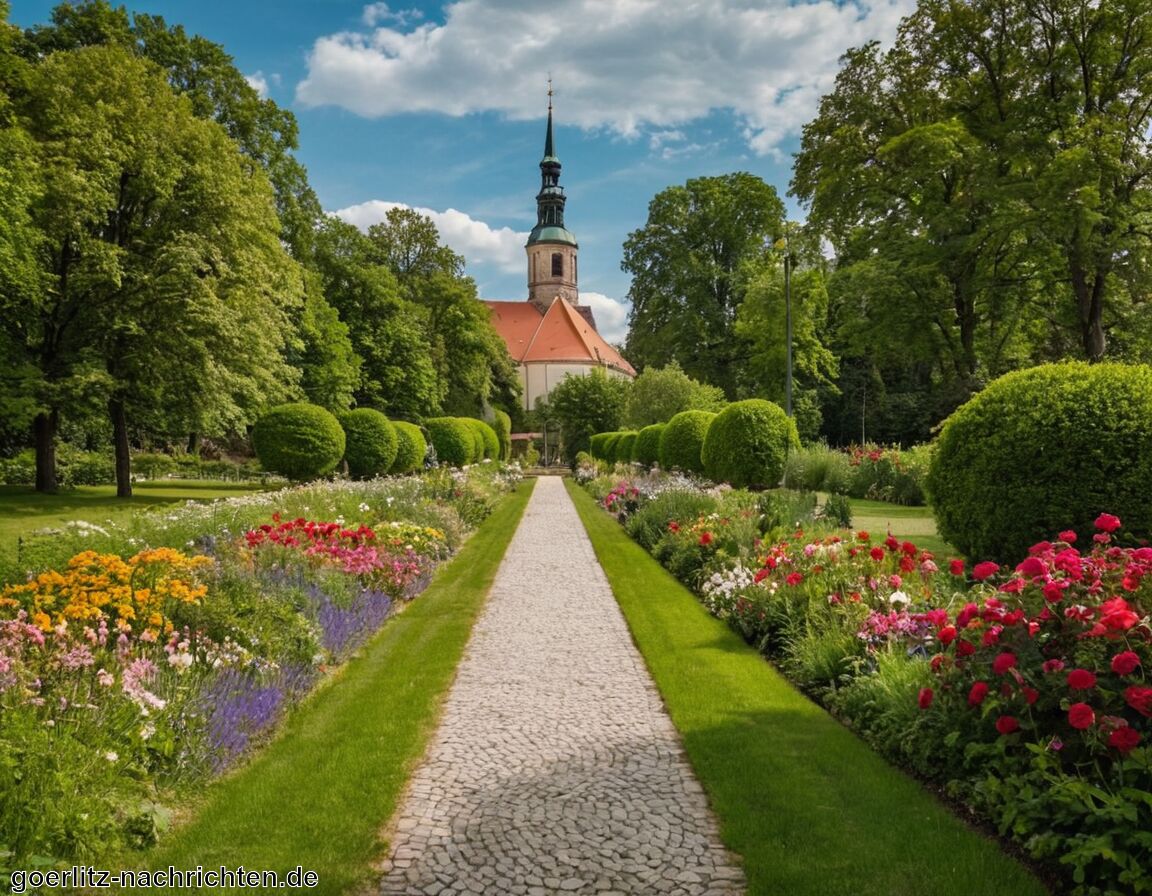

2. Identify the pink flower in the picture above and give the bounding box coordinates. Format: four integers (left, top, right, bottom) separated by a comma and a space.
949, 559, 965, 576
1109, 726, 1141, 753
972, 561, 1000, 582
1068, 702, 1096, 730
1111, 651, 1141, 676
992, 653, 1017, 675
1015, 556, 1047, 578
1066, 669, 1097, 690
1058, 530, 1077, 544
1042, 659, 1066, 674
1095, 513, 1122, 533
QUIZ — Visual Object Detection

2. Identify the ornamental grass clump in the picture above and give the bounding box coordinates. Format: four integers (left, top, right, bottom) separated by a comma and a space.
928, 362, 1152, 562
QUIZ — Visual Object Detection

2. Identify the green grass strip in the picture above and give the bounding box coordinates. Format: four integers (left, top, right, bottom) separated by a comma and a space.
567, 481, 1046, 896
139, 479, 535, 895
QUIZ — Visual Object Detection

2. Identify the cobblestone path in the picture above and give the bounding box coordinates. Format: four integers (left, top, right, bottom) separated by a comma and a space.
378, 476, 745, 896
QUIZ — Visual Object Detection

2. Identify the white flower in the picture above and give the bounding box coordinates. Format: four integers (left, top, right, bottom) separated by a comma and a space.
888, 590, 911, 606
104, 751, 118, 762
358, 502, 370, 513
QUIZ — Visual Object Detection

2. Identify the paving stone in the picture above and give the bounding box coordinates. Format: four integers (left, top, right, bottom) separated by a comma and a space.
377, 477, 745, 895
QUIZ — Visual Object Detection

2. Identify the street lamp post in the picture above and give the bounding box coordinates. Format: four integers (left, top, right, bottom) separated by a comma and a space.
784, 247, 793, 418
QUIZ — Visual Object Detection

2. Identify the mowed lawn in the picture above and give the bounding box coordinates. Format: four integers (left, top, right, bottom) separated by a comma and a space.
0, 481, 272, 571
847, 497, 957, 559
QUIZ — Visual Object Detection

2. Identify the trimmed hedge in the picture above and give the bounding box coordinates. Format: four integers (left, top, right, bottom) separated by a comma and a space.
927, 362, 1152, 562
463, 418, 500, 461
424, 417, 476, 467
390, 421, 427, 474
616, 431, 639, 464
589, 433, 611, 461
633, 424, 665, 468
702, 399, 799, 489
603, 432, 626, 464
338, 408, 398, 479
252, 403, 346, 482
492, 410, 512, 461
659, 411, 716, 475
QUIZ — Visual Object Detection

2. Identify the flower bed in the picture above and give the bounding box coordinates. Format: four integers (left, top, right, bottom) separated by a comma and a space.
585, 470, 1150, 896
0, 464, 521, 869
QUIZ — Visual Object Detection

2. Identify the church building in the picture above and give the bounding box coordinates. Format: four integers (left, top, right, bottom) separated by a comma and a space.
484, 99, 635, 412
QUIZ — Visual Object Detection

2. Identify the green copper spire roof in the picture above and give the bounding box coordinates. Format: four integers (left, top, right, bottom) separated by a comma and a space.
528, 90, 576, 247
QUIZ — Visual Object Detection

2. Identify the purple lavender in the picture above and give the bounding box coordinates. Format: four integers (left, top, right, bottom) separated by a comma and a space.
308, 584, 393, 658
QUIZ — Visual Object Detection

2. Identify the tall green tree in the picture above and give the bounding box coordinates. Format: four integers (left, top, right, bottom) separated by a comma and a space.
15, 45, 300, 494
622, 363, 725, 429
794, 0, 1152, 374
622, 173, 786, 396
545, 369, 631, 461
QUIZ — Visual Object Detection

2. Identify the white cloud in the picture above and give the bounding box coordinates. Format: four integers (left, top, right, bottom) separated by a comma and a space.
332, 200, 527, 273
580, 291, 630, 344
296, 0, 915, 155
245, 71, 270, 98
362, 3, 424, 28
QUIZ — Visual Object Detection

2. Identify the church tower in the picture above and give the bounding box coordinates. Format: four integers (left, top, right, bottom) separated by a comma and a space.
526, 89, 579, 313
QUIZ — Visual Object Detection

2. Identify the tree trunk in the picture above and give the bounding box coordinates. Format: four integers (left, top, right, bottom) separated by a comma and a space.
110, 397, 133, 498
187, 431, 200, 455
1071, 262, 1107, 362
33, 410, 59, 494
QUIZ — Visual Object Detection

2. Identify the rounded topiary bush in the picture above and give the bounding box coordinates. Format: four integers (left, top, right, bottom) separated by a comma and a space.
659, 411, 717, 475
424, 417, 475, 467
338, 408, 398, 479
927, 362, 1152, 563
702, 399, 799, 489
589, 433, 611, 461
390, 421, 427, 474
634, 424, 665, 467
252, 403, 345, 482
492, 410, 512, 461
464, 418, 500, 460
603, 432, 625, 464
616, 431, 639, 464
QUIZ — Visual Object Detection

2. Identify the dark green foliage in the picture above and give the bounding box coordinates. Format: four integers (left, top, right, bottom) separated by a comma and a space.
616, 432, 639, 464
252, 404, 345, 482
633, 424, 665, 467
424, 417, 475, 467
462, 418, 499, 460
603, 432, 625, 464
492, 409, 512, 461
389, 421, 427, 474
819, 494, 853, 529
624, 490, 720, 551
756, 489, 819, 537
927, 362, 1152, 562
589, 433, 611, 461
659, 410, 717, 475
702, 399, 798, 489
338, 409, 398, 479
546, 369, 630, 460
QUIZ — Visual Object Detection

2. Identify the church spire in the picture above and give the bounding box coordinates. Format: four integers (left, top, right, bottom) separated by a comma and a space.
526, 82, 579, 311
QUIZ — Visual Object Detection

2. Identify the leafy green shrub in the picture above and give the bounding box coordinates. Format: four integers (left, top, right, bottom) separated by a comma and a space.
701, 399, 798, 489
133, 452, 178, 480
757, 489, 819, 537
589, 433, 611, 461
424, 417, 476, 467
492, 409, 512, 461
633, 424, 665, 467
659, 411, 716, 475
58, 446, 117, 486
616, 431, 639, 464
624, 490, 719, 551
848, 444, 929, 505
339, 409, 398, 479
927, 362, 1152, 561
389, 421, 427, 474
603, 432, 625, 464
251, 403, 346, 482
818, 493, 853, 528
462, 418, 499, 460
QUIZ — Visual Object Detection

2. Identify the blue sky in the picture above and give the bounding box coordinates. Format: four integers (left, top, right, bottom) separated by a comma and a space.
13, 0, 914, 342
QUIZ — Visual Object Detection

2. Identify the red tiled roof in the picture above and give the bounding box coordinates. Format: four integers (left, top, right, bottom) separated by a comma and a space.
484, 299, 636, 377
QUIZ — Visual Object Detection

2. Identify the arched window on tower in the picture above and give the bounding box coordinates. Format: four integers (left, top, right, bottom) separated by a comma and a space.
552, 252, 563, 277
